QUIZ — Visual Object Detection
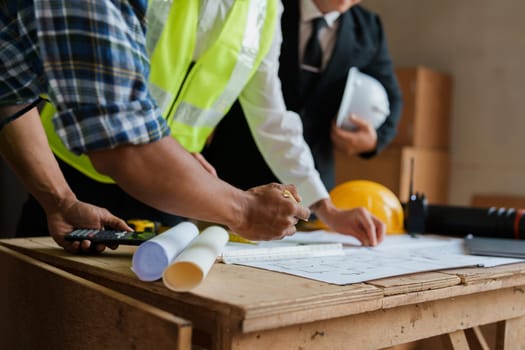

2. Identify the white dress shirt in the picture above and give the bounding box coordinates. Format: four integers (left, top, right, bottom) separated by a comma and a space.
195, 0, 330, 206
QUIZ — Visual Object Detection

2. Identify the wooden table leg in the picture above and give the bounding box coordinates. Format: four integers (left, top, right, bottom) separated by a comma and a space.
465, 326, 490, 350
496, 316, 525, 350
441, 330, 470, 350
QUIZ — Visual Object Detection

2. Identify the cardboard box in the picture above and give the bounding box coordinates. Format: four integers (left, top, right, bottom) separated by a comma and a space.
392, 66, 452, 149
334, 146, 450, 204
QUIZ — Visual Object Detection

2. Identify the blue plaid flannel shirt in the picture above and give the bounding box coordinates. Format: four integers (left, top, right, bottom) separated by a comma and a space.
0, 0, 169, 154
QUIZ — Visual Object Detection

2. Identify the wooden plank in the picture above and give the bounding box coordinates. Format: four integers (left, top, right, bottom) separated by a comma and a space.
382, 267, 525, 310
495, 316, 525, 350
442, 263, 525, 284
368, 271, 461, 296
231, 285, 525, 349
0, 245, 192, 350
441, 330, 469, 350
468, 326, 491, 350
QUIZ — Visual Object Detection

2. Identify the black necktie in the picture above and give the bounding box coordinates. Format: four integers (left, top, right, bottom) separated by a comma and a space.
300, 17, 327, 99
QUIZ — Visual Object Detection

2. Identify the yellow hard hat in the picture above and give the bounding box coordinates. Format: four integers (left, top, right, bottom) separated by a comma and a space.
312, 180, 405, 234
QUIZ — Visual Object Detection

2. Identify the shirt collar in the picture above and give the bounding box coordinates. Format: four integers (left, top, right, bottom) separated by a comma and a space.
300, 0, 341, 28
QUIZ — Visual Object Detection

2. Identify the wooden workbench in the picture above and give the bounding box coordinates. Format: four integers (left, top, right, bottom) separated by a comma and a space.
2, 237, 525, 350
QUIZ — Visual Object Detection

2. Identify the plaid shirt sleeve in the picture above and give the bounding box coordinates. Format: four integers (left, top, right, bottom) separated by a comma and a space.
0, 1, 169, 154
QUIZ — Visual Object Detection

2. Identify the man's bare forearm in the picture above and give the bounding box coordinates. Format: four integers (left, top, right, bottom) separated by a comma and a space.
89, 136, 248, 229
0, 106, 77, 214
88, 136, 311, 240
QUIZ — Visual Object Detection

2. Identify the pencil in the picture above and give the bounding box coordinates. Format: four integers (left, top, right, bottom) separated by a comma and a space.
283, 189, 309, 222
228, 232, 257, 245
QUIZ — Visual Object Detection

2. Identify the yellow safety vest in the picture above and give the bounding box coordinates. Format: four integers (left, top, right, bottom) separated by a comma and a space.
42, 0, 277, 183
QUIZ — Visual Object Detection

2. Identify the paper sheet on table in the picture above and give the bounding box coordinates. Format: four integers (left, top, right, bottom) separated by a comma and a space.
227, 231, 525, 285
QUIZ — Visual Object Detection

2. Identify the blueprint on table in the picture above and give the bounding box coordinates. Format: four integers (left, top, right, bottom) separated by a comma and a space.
225, 231, 524, 285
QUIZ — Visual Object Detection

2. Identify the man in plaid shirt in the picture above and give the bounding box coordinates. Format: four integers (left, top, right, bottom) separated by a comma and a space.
0, 1, 311, 247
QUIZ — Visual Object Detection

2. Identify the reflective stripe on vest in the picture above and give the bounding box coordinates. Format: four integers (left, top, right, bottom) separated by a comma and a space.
41, 0, 277, 183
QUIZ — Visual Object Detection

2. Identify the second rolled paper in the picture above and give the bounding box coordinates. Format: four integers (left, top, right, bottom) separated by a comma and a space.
163, 225, 229, 292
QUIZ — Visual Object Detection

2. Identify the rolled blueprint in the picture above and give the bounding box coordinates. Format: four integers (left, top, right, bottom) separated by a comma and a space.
163, 225, 229, 292
131, 221, 199, 281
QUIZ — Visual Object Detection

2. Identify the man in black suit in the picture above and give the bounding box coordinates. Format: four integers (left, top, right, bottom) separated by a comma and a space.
203, 0, 402, 192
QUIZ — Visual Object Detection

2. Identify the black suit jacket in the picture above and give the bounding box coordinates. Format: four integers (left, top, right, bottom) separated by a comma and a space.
202, 2, 402, 191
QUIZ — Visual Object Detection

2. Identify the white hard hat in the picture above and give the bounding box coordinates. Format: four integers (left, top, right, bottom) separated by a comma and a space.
336, 67, 390, 131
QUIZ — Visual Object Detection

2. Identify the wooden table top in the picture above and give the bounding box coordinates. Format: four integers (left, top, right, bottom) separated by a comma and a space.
2, 236, 525, 334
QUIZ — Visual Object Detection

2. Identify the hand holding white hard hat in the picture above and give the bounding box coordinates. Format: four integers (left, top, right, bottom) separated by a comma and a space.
336, 67, 390, 131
